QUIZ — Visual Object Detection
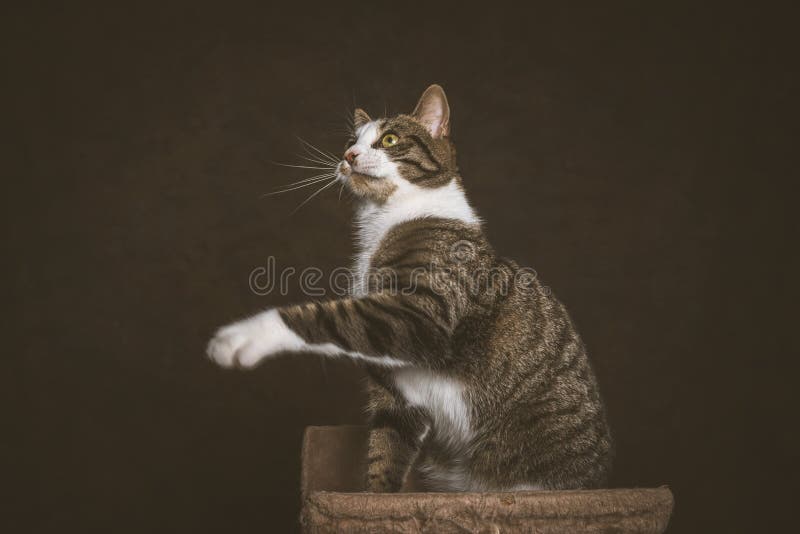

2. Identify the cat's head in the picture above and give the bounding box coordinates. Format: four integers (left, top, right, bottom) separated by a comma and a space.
337, 85, 458, 203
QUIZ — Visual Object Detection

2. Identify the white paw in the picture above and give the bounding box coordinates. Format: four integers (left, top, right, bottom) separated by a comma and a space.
206, 309, 304, 368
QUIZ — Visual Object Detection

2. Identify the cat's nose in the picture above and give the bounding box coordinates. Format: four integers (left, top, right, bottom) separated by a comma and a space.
344, 148, 360, 164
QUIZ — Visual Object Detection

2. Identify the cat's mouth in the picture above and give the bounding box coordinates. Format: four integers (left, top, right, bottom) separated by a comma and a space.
337, 161, 379, 181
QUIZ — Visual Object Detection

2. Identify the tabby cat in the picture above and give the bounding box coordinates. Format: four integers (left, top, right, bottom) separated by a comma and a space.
207, 85, 613, 492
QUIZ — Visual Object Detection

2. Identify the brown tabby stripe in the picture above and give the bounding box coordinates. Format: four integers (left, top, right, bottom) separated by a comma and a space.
278, 218, 486, 367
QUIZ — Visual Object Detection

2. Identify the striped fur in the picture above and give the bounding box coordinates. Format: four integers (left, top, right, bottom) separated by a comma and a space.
207, 85, 612, 492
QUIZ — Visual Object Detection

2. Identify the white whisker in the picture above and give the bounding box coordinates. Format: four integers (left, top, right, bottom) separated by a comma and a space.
263, 181, 332, 197
295, 153, 338, 167
271, 162, 335, 171
275, 172, 337, 188
292, 177, 339, 213
297, 137, 339, 164
261, 174, 336, 196
301, 148, 338, 165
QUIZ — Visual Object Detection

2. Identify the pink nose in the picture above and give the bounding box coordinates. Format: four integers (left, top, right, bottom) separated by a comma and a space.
344, 148, 360, 164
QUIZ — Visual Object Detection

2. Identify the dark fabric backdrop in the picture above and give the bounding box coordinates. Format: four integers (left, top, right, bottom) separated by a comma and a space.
4, 4, 795, 533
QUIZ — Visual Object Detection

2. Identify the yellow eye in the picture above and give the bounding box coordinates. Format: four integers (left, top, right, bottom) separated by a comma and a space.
381, 134, 399, 147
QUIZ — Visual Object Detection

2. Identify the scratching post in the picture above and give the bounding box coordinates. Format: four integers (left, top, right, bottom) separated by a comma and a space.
300, 425, 673, 533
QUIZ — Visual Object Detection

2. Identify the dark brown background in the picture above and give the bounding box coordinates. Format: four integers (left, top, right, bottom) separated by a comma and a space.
4, 4, 796, 533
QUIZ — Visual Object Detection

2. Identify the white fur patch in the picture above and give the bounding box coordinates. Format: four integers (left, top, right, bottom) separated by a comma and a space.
393, 368, 471, 449
207, 309, 407, 369
355, 121, 380, 144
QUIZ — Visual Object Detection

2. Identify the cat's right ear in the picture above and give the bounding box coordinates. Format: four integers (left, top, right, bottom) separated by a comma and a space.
353, 108, 371, 130
412, 84, 450, 138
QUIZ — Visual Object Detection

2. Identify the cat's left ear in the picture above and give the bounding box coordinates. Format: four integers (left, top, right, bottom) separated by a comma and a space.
353, 108, 371, 130
412, 84, 450, 138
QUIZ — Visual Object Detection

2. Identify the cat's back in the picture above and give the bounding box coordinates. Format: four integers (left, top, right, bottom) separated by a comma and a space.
465, 259, 614, 488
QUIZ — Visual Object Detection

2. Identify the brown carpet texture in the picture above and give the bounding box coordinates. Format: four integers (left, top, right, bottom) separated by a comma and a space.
300, 426, 674, 533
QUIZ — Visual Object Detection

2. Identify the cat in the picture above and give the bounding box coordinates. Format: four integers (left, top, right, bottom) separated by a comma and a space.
207, 85, 613, 492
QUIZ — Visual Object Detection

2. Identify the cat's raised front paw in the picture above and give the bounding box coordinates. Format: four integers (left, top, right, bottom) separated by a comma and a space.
206, 309, 303, 368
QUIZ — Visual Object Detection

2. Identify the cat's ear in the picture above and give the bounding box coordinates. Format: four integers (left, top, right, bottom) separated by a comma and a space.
412, 84, 450, 138
353, 108, 371, 130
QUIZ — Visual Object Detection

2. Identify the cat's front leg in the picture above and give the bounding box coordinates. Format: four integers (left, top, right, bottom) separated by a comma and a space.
365, 378, 429, 492
208, 293, 454, 370
207, 309, 305, 368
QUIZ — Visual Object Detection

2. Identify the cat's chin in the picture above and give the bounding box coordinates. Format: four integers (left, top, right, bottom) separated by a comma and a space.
344, 173, 398, 204
349, 170, 379, 181
336, 161, 397, 202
